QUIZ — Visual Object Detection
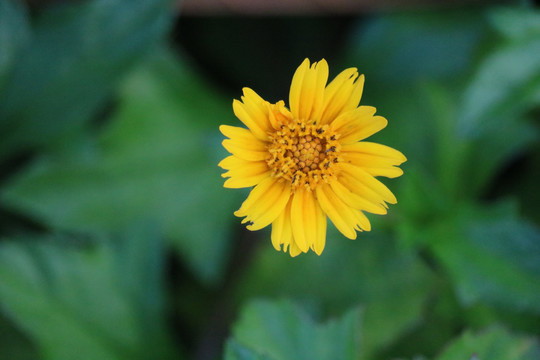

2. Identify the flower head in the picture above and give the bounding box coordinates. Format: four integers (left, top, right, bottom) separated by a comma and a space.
219, 59, 406, 256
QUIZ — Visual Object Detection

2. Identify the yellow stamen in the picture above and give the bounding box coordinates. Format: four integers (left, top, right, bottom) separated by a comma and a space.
267, 121, 341, 191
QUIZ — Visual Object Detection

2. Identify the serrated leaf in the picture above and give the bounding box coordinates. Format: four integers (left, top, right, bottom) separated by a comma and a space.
0, 0, 174, 158
0, 224, 177, 360
230, 300, 361, 360
1, 48, 236, 285
431, 203, 540, 314
437, 327, 540, 360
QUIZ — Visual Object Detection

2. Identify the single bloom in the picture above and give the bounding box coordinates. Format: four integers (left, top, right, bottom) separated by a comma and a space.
219, 59, 406, 256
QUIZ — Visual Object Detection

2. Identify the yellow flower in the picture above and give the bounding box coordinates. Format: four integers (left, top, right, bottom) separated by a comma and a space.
219, 59, 406, 256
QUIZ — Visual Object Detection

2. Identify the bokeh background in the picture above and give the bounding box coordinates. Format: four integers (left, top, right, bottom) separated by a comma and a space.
1, 0, 540, 359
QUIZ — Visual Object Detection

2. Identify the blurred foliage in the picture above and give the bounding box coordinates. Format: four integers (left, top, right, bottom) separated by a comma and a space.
2, 49, 236, 284
225, 300, 361, 360
1, 0, 540, 360
0, 225, 176, 360
436, 327, 540, 360
233, 229, 434, 359
0, 0, 174, 158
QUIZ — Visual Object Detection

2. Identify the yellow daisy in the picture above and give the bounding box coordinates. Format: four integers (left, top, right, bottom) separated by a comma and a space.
219, 59, 406, 256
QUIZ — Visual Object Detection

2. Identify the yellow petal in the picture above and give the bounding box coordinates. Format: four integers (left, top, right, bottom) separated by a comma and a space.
320, 69, 364, 125
348, 164, 403, 179
289, 59, 329, 122
265, 100, 293, 130
266, 103, 279, 130
242, 88, 271, 130
330, 107, 387, 144
290, 188, 310, 252
289, 188, 327, 255
220, 125, 268, 150
224, 174, 268, 189
234, 177, 275, 217
313, 202, 327, 255
232, 88, 272, 141
289, 241, 303, 257
321, 68, 357, 122
246, 181, 291, 231
343, 75, 364, 112
366, 167, 403, 178
315, 184, 358, 240
297, 63, 317, 122
301, 190, 318, 251
342, 142, 406, 179
316, 184, 371, 236
339, 172, 388, 209
331, 106, 376, 131
218, 155, 241, 170
339, 163, 397, 204
222, 137, 266, 152
310, 60, 330, 122
221, 161, 268, 177
340, 115, 388, 144
235, 178, 291, 231
342, 142, 406, 162
220, 157, 270, 189
222, 139, 268, 162
329, 178, 387, 215
218, 155, 258, 170
352, 208, 371, 231
271, 199, 293, 251
342, 151, 403, 169
289, 59, 309, 121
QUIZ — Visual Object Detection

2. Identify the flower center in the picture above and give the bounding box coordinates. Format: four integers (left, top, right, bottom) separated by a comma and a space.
267, 121, 340, 191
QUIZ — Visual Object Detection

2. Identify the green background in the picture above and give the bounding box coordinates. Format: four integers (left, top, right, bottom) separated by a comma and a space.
1, 1, 540, 359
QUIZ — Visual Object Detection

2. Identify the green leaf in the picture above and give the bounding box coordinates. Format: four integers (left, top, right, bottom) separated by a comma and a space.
436, 327, 540, 360
235, 231, 434, 357
0, 224, 177, 360
0, 0, 30, 90
0, 313, 38, 360
224, 339, 274, 360
344, 11, 487, 85
431, 203, 540, 314
1, 48, 236, 284
0, 0, 174, 158
419, 82, 538, 199
463, 117, 538, 197
418, 83, 472, 200
489, 7, 540, 40
459, 37, 540, 137
230, 300, 361, 360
